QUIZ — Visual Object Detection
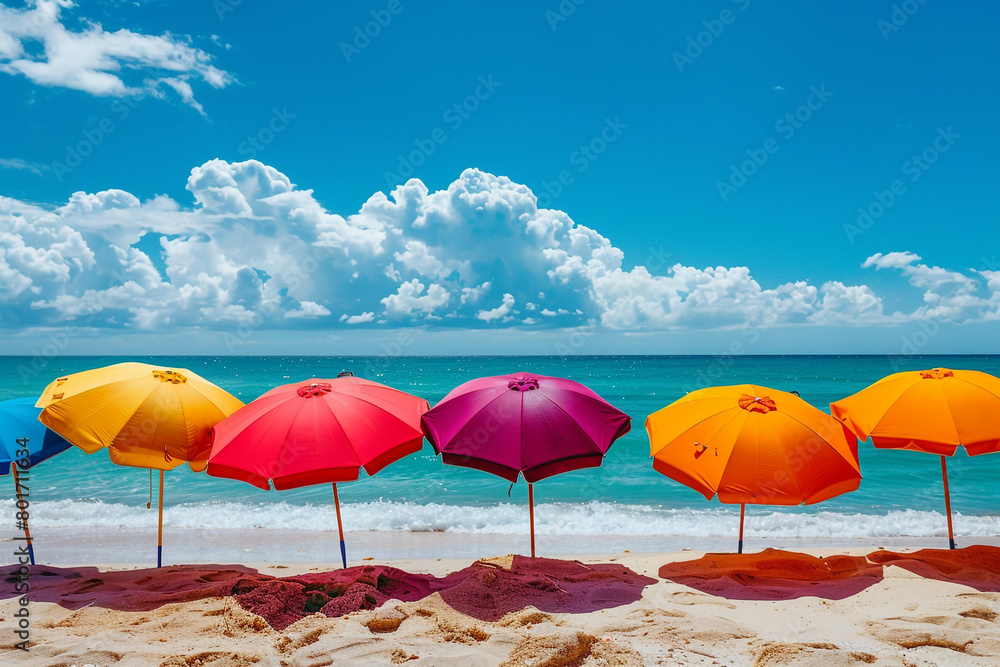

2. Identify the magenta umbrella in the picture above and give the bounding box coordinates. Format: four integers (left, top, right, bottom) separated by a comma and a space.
421, 373, 631, 556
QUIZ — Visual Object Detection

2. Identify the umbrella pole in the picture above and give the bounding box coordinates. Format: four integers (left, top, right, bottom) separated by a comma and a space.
157, 470, 165, 568
941, 456, 956, 550
12, 464, 34, 566
333, 483, 347, 569
528, 483, 536, 558
738, 503, 746, 554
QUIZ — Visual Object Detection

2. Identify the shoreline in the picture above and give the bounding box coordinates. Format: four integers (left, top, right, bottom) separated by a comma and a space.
6, 527, 1000, 566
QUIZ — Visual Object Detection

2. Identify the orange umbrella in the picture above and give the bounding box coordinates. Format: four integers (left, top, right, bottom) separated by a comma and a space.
830, 367, 1000, 549
647, 384, 862, 553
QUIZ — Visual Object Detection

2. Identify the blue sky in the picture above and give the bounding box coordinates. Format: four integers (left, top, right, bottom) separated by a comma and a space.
1, 0, 998, 355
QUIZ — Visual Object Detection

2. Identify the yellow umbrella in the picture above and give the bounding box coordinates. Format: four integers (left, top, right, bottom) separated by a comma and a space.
37, 362, 244, 566
831, 367, 1000, 549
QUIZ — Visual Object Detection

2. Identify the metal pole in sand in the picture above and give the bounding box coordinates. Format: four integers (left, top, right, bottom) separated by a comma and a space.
12, 463, 34, 565
333, 483, 347, 569
157, 470, 165, 568
941, 456, 956, 550
528, 483, 536, 558
738, 503, 746, 554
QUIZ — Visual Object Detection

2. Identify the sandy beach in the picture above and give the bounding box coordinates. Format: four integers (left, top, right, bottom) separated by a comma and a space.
5, 544, 1000, 666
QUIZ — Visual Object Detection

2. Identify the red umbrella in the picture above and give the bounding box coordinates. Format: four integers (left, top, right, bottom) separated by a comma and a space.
207, 374, 428, 567
421, 372, 631, 556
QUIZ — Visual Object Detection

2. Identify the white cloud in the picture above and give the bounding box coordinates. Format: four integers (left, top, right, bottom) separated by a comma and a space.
380, 279, 451, 320
808, 282, 892, 325
863, 251, 920, 271
0, 0, 232, 110
476, 293, 515, 323
3, 159, 998, 335
340, 311, 375, 324
862, 252, 986, 322
286, 301, 331, 319
0, 157, 46, 175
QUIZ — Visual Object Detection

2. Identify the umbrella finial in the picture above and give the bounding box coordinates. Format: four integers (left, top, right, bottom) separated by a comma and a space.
920, 368, 954, 379
153, 370, 187, 384
297, 382, 333, 398
738, 394, 777, 413
508, 378, 540, 392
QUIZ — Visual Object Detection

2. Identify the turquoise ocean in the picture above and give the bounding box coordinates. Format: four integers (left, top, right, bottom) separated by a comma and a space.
4, 355, 1000, 550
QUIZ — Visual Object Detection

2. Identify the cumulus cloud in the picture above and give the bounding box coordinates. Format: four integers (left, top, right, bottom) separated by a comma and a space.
476, 293, 515, 323
862, 252, 987, 322
2, 159, 998, 334
340, 311, 375, 324
0, 0, 232, 111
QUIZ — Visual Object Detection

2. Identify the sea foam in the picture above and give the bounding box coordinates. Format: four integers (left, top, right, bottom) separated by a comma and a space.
5, 498, 998, 538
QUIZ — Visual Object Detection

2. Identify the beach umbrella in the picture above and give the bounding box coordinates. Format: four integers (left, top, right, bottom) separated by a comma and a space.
421, 373, 631, 557
646, 385, 861, 553
830, 367, 1000, 549
207, 373, 428, 569
0, 397, 73, 564
36, 362, 244, 566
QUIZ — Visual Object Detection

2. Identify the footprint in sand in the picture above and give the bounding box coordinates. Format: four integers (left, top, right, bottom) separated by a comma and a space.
666, 590, 737, 609
160, 651, 263, 666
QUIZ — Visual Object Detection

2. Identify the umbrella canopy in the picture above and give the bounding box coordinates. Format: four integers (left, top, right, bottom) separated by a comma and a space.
0, 397, 73, 565
207, 375, 429, 567
208, 376, 428, 488
37, 362, 244, 471
421, 372, 631, 556
421, 373, 632, 484
36, 362, 244, 566
1, 397, 72, 472
830, 368, 1000, 456
830, 367, 1000, 549
646, 384, 861, 553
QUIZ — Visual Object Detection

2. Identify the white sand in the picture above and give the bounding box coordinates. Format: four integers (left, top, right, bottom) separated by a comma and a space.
4, 548, 1000, 666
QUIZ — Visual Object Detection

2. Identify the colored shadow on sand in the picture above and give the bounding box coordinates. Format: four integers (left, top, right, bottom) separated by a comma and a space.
657, 548, 884, 601
0, 564, 262, 611
1, 556, 656, 631
868, 545, 1000, 592
658, 546, 1000, 601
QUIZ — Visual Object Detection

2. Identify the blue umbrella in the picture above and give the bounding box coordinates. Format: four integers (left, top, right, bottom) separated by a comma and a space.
1, 397, 72, 564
